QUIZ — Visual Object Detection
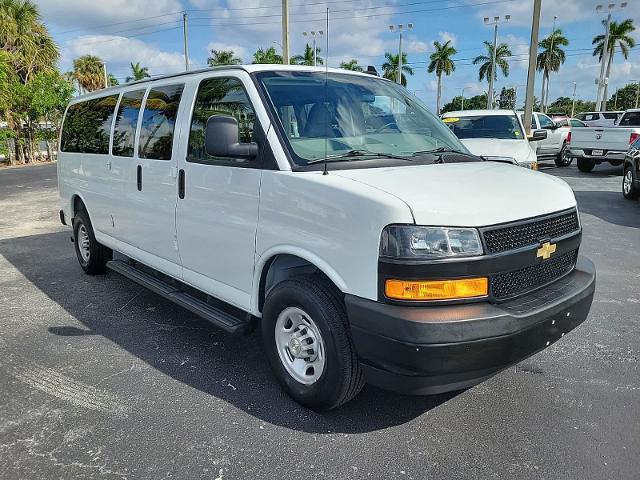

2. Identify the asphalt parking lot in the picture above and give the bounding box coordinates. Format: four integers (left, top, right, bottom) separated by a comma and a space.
0, 161, 638, 479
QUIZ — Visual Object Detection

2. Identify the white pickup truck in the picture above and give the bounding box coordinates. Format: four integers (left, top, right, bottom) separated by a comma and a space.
570, 109, 640, 172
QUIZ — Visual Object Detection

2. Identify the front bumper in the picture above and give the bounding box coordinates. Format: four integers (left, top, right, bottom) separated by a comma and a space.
346, 256, 596, 395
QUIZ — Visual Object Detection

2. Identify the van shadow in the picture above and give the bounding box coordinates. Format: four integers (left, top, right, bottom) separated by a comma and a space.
0, 231, 457, 434
574, 190, 640, 229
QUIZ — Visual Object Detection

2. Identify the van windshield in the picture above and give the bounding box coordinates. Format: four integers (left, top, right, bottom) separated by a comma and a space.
442, 115, 524, 140
255, 71, 465, 166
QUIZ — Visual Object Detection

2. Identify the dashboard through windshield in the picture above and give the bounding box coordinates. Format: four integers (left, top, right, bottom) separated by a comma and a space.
254, 71, 466, 167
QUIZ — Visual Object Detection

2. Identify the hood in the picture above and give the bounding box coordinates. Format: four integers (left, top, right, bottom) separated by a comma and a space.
459, 138, 536, 164
334, 162, 576, 226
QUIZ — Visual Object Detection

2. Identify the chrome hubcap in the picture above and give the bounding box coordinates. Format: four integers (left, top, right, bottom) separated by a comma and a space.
274, 307, 325, 385
562, 146, 571, 163
78, 224, 90, 262
623, 171, 632, 194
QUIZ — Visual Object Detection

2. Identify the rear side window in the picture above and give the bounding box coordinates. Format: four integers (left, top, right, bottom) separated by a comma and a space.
602, 112, 621, 120
138, 84, 184, 160
618, 112, 640, 127
61, 95, 118, 154
188, 77, 256, 166
112, 89, 145, 157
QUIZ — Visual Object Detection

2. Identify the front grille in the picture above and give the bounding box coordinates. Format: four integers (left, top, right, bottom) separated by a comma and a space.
483, 210, 579, 254
491, 249, 579, 300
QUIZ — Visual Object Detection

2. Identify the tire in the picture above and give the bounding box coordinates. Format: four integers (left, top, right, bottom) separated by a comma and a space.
555, 142, 572, 167
72, 209, 112, 274
623, 166, 640, 200
577, 158, 595, 173
261, 275, 365, 410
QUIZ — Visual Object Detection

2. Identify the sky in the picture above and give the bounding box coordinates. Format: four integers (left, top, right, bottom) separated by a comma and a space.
36, 0, 640, 111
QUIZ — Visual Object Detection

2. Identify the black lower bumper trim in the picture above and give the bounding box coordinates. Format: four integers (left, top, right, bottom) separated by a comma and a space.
346, 256, 596, 395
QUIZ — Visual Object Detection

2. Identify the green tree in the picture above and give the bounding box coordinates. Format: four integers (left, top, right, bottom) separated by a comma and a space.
441, 93, 488, 114
607, 82, 640, 111
108, 73, 119, 87
537, 28, 569, 112
498, 87, 516, 109
545, 96, 596, 116
592, 19, 636, 107
291, 43, 323, 66
473, 40, 511, 84
339, 59, 363, 71
427, 40, 456, 114
252, 46, 283, 64
125, 62, 150, 82
72, 55, 105, 92
207, 49, 242, 67
382, 52, 413, 86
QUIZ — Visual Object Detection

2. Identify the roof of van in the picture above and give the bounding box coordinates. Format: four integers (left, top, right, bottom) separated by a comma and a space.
70, 65, 383, 101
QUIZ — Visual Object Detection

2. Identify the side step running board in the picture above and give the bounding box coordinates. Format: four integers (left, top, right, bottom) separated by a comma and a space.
107, 260, 251, 334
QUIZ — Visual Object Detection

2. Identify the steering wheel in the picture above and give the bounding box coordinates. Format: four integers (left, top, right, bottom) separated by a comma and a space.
374, 122, 399, 133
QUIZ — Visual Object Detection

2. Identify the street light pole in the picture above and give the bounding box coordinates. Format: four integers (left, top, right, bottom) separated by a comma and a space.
595, 3, 627, 111
571, 81, 577, 118
523, 0, 541, 136
542, 15, 558, 113
303, 31, 324, 66
282, 0, 290, 64
389, 23, 413, 85
183, 12, 189, 71
483, 15, 510, 109
461, 87, 469, 111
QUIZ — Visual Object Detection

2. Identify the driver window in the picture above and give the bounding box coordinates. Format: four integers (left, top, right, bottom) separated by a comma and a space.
537, 114, 553, 128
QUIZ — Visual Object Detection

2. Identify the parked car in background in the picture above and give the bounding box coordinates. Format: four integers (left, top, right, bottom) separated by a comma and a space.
441, 109, 543, 169
518, 111, 572, 167
623, 136, 640, 200
57, 65, 596, 410
547, 112, 569, 122
575, 111, 624, 127
555, 118, 587, 128
570, 109, 640, 172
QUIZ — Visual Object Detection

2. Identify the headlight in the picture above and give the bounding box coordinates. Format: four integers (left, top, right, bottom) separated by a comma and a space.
380, 225, 483, 259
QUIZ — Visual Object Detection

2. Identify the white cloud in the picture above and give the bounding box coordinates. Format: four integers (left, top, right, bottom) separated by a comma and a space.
439, 31, 457, 47
479, 0, 607, 28
63, 35, 186, 79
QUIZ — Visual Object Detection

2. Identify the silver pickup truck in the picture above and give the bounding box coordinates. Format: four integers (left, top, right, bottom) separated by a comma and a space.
570, 109, 640, 172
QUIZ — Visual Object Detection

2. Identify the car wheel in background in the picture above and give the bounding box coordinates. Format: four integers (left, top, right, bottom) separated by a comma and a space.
261, 275, 365, 410
577, 159, 595, 173
555, 142, 572, 167
622, 166, 640, 200
72, 209, 112, 274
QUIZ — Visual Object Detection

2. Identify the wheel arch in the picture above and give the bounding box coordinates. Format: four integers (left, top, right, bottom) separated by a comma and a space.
70, 193, 88, 219
253, 247, 348, 315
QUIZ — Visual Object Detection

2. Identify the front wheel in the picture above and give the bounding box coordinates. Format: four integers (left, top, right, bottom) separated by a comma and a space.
555, 142, 572, 167
261, 275, 364, 410
577, 158, 595, 173
623, 166, 640, 200
72, 209, 112, 274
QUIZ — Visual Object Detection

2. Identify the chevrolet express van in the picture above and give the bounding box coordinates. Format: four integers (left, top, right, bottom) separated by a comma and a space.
58, 66, 596, 410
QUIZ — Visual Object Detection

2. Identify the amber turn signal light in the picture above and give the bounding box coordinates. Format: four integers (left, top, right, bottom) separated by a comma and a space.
384, 277, 489, 301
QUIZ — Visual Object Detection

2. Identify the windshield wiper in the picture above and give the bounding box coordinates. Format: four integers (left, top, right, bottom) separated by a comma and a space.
307, 149, 410, 164
411, 146, 469, 156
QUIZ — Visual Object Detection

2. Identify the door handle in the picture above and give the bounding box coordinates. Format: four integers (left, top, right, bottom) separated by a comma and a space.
137, 165, 142, 191
178, 169, 185, 199
106, 160, 112, 169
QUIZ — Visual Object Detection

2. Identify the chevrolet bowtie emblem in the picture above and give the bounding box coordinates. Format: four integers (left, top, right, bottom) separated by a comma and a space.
536, 241, 557, 260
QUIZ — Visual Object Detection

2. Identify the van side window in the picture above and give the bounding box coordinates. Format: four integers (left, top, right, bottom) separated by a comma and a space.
537, 114, 554, 128
112, 89, 145, 157
188, 77, 256, 166
138, 84, 184, 160
60, 95, 118, 154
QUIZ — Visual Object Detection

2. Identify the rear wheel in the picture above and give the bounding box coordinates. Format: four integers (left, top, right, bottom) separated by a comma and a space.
555, 142, 572, 167
261, 275, 364, 410
72, 209, 112, 274
577, 158, 595, 173
623, 166, 640, 200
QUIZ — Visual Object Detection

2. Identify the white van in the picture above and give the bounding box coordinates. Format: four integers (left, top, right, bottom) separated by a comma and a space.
58, 65, 596, 410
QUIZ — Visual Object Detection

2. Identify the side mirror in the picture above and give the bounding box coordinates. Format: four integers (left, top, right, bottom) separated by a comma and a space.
205, 115, 258, 159
529, 129, 547, 141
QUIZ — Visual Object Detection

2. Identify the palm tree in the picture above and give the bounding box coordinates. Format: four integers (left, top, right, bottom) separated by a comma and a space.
207, 49, 242, 67
291, 43, 323, 66
72, 55, 105, 92
537, 28, 568, 112
592, 19, 635, 108
339, 59, 363, 71
382, 52, 413, 86
252, 46, 283, 64
473, 41, 512, 102
428, 40, 457, 114
125, 62, 150, 82
107, 73, 119, 87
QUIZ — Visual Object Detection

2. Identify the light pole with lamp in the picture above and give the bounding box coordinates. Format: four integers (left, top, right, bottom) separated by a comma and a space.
389, 23, 413, 85
483, 15, 510, 109
571, 81, 577, 117
302, 30, 324, 66
595, 3, 627, 111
